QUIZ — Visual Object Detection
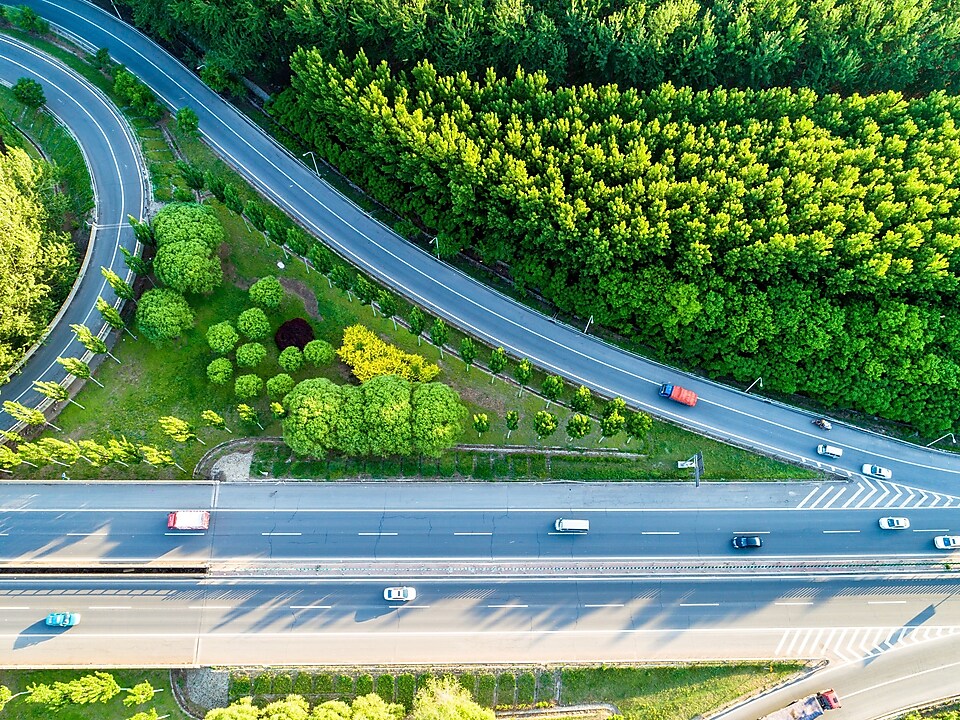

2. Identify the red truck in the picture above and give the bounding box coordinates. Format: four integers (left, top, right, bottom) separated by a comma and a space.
659, 383, 698, 406
167, 510, 210, 530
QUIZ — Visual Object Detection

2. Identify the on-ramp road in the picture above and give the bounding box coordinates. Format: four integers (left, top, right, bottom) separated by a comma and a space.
18, 0, 960, 495
0, 33, 145, 426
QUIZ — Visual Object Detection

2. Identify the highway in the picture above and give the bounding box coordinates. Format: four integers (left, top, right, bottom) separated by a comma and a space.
17, 0, 960, 496
0, 32, 145, 424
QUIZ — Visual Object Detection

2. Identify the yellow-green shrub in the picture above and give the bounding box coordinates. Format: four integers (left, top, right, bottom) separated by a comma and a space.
338, 325, 440, 382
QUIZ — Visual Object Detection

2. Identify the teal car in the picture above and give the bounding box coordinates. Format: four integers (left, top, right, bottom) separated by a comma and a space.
45, 612, 80, 627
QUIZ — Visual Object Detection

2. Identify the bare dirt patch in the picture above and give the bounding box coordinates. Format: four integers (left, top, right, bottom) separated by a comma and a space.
280, 277, 321, 320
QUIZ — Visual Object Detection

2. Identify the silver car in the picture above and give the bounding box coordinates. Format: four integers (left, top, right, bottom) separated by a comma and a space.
934, 536, 960, 550
383, 586, 417, 602
862, 464, 893, 480
879, 517, 910, 530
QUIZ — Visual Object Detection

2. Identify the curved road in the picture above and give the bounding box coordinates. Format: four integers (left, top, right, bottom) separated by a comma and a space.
19, 0, 960, 494
0, 32, 145, 426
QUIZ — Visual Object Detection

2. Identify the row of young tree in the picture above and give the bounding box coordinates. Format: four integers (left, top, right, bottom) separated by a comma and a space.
0, 670, 160, 718
119, 0, 960, 97
268, 51, 960, 434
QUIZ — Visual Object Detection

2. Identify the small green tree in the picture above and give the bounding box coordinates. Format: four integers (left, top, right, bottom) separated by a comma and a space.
200, 409, 231, 433
430, 318, 449, 358
56, 356, 104, 388
235, 374, 264, 399
96, 296, 136, 339
140, 444, 186, 472
533, 411, 558, 442
158, 415, 204, 445
459, 337, 477, 371
175, 106, 199, 135
308, 243, 334, 281
77, 439, 113, 466
205, 171, 226, 201
278, 346, 304, 372
408, 306, 426, 345
566, 413, 592, 442
136, 288, 194, 342
514, 358, 534, 397
70, 324, 120, 364
121, 246, 152, 280
33, 380, 85, 410
505, 410, 520, 439
101, 266, 135, 303
244, 200, 266, 231
237, 403, 264, 430
270, 401, 286, 419
571, 385, 593, 414
599, 410, 625, 444
625, 410, 653, 444
330, 265, 355, 300
12, 77, 45, 109
541, 375, 564, 408
378, 291, 399, 329
236, 342, 267, 368
127, 214, 154, 246
237, 307, 270, 340
207, 357, 233, 384
355, 275, 377, 310
603, 397, 627, 419
248, 275, 284, 309
489, 346, 507, 383
3, 401, 61, 432
304, 339, 334, 366
472, 413, 490, 438
176, 161, 205, 196
223, 183, 244, 214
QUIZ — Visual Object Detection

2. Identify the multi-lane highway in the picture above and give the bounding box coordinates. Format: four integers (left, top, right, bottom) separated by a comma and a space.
16, 0, 960, 494
0, 32, 144, 424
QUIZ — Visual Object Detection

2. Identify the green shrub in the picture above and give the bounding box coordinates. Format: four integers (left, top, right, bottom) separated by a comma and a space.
249, 275, 285, 308
267, 373, 295, 399
477, 674, 496, 707
235, 373, 264, 399
273, 673, 293, 694
459, 673, 476, 697
230, 672, 251, 701
416, 673, 435, 692
396, 674, 416, 712
537, 672, 555, 701
517, 673, 536, 705
315, 673, 334, 695
207, 357, 233, 385
357, 674, 374, 696
278, 345, 304, 372
237, 307, 270, 340
304, 339, 334, 366
498, 673, 515, 706
252, 672, 273, 695
376, 674, 394, 703
335, 674, 354, 700
236, 341, 267, 368
293, 673, 313, 695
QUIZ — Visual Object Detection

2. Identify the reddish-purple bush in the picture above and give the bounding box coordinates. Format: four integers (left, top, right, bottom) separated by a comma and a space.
274, 317, 315, 350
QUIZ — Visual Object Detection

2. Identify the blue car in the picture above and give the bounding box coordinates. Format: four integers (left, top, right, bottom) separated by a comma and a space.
45, 612, 80, 627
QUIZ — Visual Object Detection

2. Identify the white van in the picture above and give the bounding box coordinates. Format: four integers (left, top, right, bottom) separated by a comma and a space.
555, 518, 590, 533
817, 444, 843, 458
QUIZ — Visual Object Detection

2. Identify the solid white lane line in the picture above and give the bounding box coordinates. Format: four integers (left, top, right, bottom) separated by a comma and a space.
261, 532, 302, 536
88, 606, 131, 609
487, 604, 528, 608
453, 532, 492, 536
641, 531, 679, 535
867, 600, 907, 605
679, 603, 720, 607
66, 532, 110, 536
585, 604, 625, 608
733, 531, 770, 535
290, 605, 332, 609
189, 606, 232, 610
0, 606, 30, 610
823, 530, 860, 534
775, 601, 814, 606
358, 532, 398, 536
164, 532, 205, 536
913, 528, 950, 532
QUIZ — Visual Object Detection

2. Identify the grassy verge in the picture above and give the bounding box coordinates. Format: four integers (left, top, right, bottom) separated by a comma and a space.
900, 703, 960, 720
560, 664, 802, 720
231, 663, 803, 716
0, 669, 190, 720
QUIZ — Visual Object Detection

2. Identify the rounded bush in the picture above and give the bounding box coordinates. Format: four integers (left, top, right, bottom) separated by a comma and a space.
278, 345, 304, 373
153, 202, 225, 250
207, 321, 239, 355
249, 275, 284, 309
207, 357, 233, 385
274, 317, 314, 350
304, 339, 334, 366
136, 288, 194, 343
236, 342, 267, 368
234, 373, 264, 399
266, 373, 295, 399
237, 307, 270, 340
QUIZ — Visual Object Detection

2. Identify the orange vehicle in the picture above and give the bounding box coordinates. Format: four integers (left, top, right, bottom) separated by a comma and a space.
658, 383, 698, 407
166, 510, 210, 530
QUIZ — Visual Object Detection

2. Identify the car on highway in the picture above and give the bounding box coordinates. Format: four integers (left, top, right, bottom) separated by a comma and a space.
934, 536, 960, 550
383, 586, 417, 602
45, 612, 80, 627
879, 517, 910, 530
861, 464, 893, 479
732, 536, 763, 549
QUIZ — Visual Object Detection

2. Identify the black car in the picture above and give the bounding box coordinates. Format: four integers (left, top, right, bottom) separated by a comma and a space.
732, 535, 763, 549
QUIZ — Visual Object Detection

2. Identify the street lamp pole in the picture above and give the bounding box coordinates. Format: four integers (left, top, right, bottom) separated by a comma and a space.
745, 376, 763, 393
926, 433, 957, 448
302, 151, 319, 175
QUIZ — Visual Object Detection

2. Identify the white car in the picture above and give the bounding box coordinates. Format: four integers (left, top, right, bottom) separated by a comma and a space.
879, 517, 910, 530
934, 536, 960, 550
862, 464, 893, 480
383, 586, 416, 602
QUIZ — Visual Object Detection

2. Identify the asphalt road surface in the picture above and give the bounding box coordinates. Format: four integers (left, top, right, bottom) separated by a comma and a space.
18, 0, 960, 495
0, 33, 145, 425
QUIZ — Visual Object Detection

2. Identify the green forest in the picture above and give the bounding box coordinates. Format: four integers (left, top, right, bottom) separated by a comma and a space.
122, 0, 960, 95
0, 116, 75, 380
118, 0, 960, 433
